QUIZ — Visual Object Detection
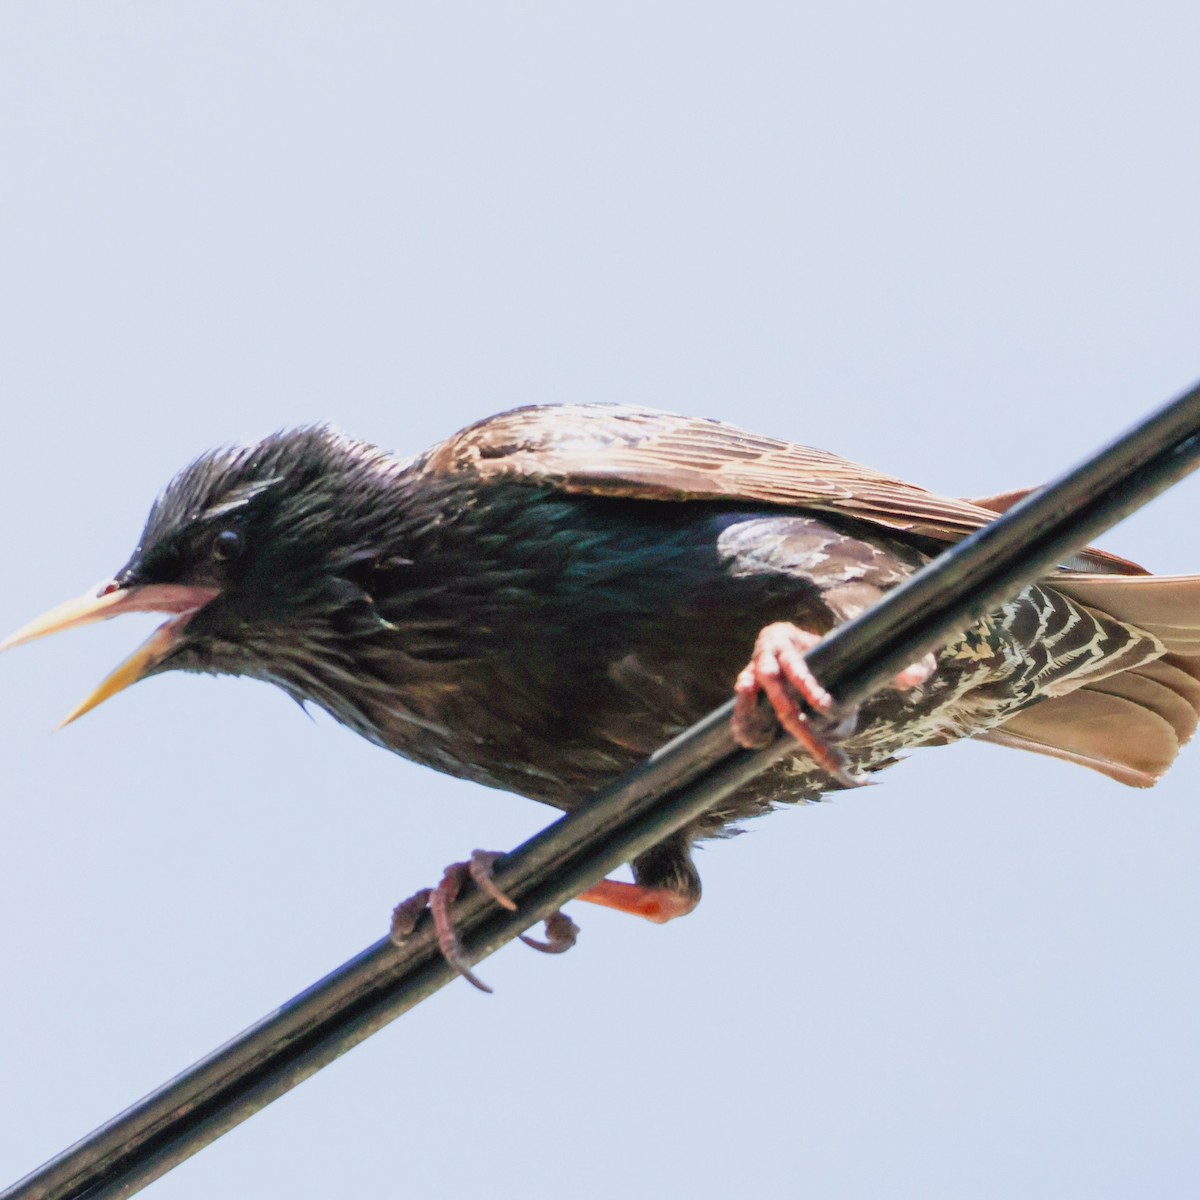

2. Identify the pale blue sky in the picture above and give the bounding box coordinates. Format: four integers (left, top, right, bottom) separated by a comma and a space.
2, 5, 1200, 1198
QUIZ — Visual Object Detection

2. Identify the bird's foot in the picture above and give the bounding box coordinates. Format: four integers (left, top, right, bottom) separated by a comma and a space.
731, 622, 864, 784
390, 849, 577, 993
518, 909, 581, 954
731, 622, 936, 787
576, 878, 699, 924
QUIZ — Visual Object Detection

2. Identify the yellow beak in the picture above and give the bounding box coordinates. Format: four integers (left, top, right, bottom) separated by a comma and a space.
1, 581, 220, 726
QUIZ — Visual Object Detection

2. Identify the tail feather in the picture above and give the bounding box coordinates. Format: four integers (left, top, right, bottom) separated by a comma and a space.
1087, 657, 1200, 745
979, 573, 1200, 787
977, 689, 1177, 788
959, 488, 1200, 786
1055, 575, 1200, 655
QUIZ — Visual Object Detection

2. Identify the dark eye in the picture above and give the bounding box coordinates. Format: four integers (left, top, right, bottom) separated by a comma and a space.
211, 529, 244, 562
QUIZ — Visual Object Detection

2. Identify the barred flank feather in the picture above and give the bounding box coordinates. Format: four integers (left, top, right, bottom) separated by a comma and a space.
982, 576, 1200, 786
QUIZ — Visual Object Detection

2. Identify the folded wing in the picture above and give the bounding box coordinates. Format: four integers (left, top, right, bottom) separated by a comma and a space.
425, 402, 1200, 787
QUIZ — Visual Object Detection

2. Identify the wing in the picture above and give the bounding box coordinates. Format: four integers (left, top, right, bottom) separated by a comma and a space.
422, 403, 1200, 789
421, 403, 1003, 542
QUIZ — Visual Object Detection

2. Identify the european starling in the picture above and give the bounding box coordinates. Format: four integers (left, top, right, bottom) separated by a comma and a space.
6, 405, 1200, 988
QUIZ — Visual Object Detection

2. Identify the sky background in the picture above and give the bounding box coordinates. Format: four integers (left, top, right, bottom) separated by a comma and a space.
2, 4, 1199, 1198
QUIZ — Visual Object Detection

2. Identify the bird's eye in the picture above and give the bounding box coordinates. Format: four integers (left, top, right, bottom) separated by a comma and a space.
211, 529, 244, 562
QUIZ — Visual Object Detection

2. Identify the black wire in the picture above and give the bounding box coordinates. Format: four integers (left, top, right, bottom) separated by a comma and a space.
6, 379, 1200, 1200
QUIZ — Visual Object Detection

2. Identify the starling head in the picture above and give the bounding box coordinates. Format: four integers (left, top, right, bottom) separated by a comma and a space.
1, 427, 410, 724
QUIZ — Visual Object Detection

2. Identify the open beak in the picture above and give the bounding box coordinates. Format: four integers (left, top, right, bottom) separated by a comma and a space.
1, 581, 220, 727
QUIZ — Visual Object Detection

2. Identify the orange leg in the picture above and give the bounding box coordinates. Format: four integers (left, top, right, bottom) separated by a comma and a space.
576, 878, 699, 924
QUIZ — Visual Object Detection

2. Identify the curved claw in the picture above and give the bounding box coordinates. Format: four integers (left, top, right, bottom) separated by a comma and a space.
390, 860, 496, 993
428, 862, 495, 993
520, 910, 580, 954
468, 849, 518, 911
389, 849, 580, 993
731, 622, 868, 787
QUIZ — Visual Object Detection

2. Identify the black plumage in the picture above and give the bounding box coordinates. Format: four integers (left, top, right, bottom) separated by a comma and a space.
7, 404, 1200, 950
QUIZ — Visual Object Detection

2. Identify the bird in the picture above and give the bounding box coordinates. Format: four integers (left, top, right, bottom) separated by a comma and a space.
5, 403, 1200, 989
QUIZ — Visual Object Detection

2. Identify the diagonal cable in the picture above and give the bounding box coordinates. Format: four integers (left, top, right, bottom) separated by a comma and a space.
5, 378, 1200, 1200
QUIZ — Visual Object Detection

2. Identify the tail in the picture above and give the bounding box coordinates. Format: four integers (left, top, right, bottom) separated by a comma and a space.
977, 574, 1200, 787
965, 487, 1200, 787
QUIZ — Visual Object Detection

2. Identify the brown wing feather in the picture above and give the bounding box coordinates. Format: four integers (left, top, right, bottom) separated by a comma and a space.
969, 487, 1151, 575
423, 404, 1001, 541
427, 404, 1200, 788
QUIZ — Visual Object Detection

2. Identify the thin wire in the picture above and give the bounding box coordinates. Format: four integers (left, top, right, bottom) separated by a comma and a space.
6, 378, 1200, 1200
